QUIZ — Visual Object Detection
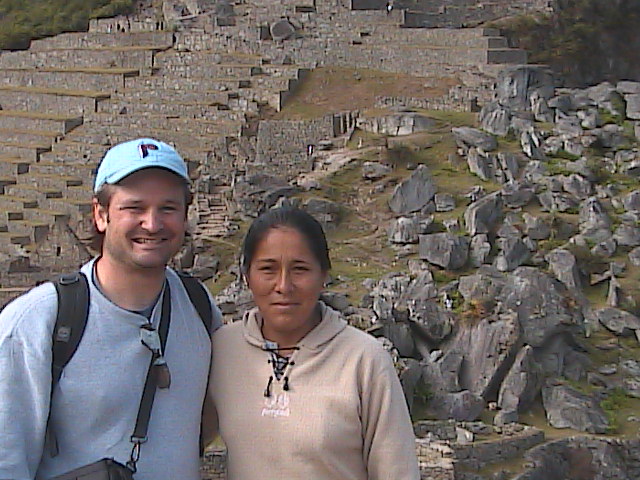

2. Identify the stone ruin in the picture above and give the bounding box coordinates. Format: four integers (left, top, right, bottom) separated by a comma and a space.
0, 0, 532, 304
2, 0, 640, 478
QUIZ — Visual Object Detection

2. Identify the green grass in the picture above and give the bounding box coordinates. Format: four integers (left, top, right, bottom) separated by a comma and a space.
600, 388, 629, 434
0, 0, 134, 50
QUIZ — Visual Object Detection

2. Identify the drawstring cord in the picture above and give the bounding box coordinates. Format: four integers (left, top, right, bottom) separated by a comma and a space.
264, 375, 274, 398
263, 345, 299, 397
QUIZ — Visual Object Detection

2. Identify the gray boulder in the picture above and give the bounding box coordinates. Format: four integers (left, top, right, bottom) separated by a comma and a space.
371, 272, 411, 322
434, 193, 455, 212
523, 213, 551, 240
495, 345, 542, 426
426, 390, 485, 422
535, 334, 591, 381
545, 248, 581, 290
538, 190, 578, 213
618, 80, 640, 94
448, 312, 521, 399
629, 246, 640, 266
521, 437, 636, 479
419, 233, 469, 270
494, 65, 556, 111
409, 300, 455, 348
467, 147, 494, 180
562, 173, 592, 199
501, 181, 535, 209
388, 165, 437, 214
362, 161, 391, 180
458, 268, 506, 304
495, 236, 531, 272
498, 267, 581, 347
623, 190, 640, 212
270, 19, 296, 41
591, 237, 617, 257
530, 90, 553, 122
381, 322, 415, 357
357, 112, 435, 136
388, 216, 420, 244
479, 101, 511, 136
320, 291, 350, 312
627, 93, 640, 120
613, 223, 640, 247
302, 197, 341, 230
464, 191, 503, 235
577, 107, 601, 129
593, 307, 640, 338
452, 127, 497, 153
469, 234, 491, 267
542, 383, 609, 433
520, 128, 546, 160
496, 152, 520, 184
579, 197, 611, 232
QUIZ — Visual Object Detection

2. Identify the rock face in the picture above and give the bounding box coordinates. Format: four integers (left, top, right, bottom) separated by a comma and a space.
452, 127, 498, 152
447, 312, 521, 400
496, 345, 542, 425
519, 437, 640, 480
464, 192, 503, 235
498, 267, 581, 348
541, 383, 609, 434
480, 65, 555, 135
545, 248, 582, 290
388, 165, 437, 214
357, 111, 435, 136
593, 307, 640, 339
419, 233, 469, 270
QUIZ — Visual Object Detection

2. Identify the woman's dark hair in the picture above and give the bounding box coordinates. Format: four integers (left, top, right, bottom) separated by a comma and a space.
241, 206, 331, 274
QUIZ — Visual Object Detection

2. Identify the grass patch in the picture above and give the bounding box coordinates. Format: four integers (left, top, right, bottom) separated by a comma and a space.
276, 67, 459, 120
600, 387, 629, 434
0, 0, 135, 50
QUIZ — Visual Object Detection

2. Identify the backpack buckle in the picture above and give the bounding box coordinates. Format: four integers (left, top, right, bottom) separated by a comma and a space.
58, 273, 80, 285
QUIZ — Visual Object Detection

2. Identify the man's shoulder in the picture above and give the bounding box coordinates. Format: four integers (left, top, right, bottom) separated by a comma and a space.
165, 267, 223, 332
0, 281, 58, 338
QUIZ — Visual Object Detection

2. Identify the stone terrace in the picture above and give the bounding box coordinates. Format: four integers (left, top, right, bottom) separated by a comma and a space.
0, 28, 307, 266
0, 0, 534, 301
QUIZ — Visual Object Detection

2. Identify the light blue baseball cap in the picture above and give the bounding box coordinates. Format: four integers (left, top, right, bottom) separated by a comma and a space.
93, 138, 190, 192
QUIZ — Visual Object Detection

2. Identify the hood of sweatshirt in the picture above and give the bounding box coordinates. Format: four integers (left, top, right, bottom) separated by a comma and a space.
242, 301, 346, 351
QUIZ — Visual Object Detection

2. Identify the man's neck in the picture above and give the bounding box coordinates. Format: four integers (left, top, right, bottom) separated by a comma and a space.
94, 256, 167, 311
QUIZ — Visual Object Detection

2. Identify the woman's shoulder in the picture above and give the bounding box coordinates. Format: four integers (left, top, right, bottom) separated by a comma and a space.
339, 324, 390, 357
212, 319, 245, 346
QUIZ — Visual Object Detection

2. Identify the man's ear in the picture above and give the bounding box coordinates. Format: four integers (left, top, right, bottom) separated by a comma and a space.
93, 198, 108, 233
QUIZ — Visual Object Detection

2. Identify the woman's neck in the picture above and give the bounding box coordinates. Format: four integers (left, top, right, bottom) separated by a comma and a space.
260, 305, 322, 348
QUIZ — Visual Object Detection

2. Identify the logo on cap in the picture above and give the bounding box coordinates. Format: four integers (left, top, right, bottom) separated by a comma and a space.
138, 143, 159, 158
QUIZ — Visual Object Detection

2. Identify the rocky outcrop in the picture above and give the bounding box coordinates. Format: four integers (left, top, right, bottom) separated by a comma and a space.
388, 165, 437, 214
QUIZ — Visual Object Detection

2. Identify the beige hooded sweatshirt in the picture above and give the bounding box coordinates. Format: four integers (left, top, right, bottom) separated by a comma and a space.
210, 302, 420, 480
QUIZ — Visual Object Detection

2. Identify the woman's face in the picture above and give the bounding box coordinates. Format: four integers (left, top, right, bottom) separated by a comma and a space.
246, 226, 327, 344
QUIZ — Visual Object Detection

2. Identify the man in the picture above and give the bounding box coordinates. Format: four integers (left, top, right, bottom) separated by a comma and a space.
0, 138, 222, 480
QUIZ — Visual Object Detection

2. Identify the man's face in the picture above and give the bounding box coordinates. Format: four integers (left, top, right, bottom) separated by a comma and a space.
93, 168, 188, 273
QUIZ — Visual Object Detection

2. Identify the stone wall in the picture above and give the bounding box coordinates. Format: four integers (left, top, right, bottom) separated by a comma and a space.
253, 116, 335, 173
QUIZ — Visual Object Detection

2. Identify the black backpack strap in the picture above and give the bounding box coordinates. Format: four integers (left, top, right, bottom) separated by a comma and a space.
52, 272, 90, 389
177, 272, 212, 336
177, 272, 214, 457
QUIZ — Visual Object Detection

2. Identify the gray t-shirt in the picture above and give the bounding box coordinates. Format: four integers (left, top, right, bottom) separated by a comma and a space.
0, 258, 222, 480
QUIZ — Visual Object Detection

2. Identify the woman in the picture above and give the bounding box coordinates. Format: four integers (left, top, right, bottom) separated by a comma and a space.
210, 206, 420, 479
